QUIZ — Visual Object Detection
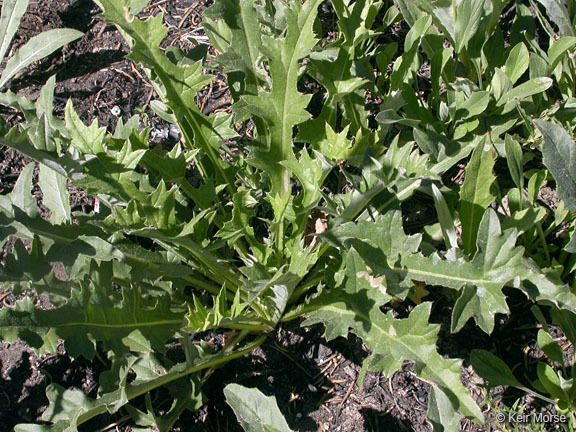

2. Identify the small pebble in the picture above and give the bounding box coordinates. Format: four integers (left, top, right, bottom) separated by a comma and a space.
168, 124, 181, 141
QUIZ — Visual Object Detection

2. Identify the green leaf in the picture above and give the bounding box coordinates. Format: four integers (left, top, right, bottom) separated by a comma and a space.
129, 0, 149, 14
470, 349, 523, 387
324, 210, 422, 265
71, 137, 147, 202
537, 363, 564, 400
504, 134, 524, 191
237, 0, 322, 196
11, 162, 37, 218
497, 77, 553, 108
137, 375, 204, 432
456, 90, 490, 120
453, 0, 488, 54
534, 120, 576, 210
521, 267, 576, 317
537, 330, 565, 366
0, 0, 29, 62
0, 28, 83, 87
566, 234, 576, 253
459, 137, 496, 255
548, 36, 576, 70
394, 0, 424, 26
217, 187, 258, 243
93, 0, 233, 191
503, 43, 529, 85
281, 149, 326, 209
184, 288, 261, 333
305, 301, 483, 421
204, 0, 263, 99
309, 49, 369, 102
0, 285, 183, 358
409, 0, 488, 54
65, 100, 106, 154
303, 248, 392, 340
0, 239, 74, 301
15, 339, 264, 432
0, 134, 81, 179
1, 203, 124, 267
427, 386, 462, 432
534, 0, 574, 36
501, 206, 546, 233
414, 127, 476, 174
224, 383, 295, 432
389, 16, 431, 92
431, 184, 458, 251
451, 209, 524, 333
38, 164, 71, 224
327, 208, 527, 333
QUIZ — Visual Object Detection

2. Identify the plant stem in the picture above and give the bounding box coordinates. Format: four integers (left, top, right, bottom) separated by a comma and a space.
75, 336, 266, 427
536, 222, 551, 267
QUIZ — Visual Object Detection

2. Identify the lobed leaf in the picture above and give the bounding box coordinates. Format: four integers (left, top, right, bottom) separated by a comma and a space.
305, 300, 483, 422
0, 285, 184, 358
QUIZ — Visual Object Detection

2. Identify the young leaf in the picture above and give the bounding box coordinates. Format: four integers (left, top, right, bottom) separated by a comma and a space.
406, 0, 486, 54
459, 137, 496, 255
534, 120, 576, 210
65, 100, 106, 154
224, 383, 295, 432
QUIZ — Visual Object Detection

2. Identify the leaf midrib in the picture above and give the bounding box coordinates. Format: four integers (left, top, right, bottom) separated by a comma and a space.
279, 1, 320, 175
7, 319, 183, 330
